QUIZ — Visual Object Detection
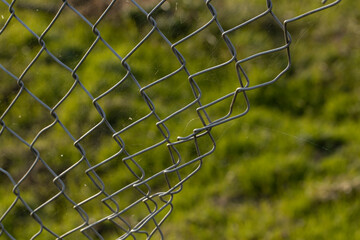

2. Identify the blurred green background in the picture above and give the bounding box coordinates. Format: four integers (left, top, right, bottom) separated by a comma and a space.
0, 0, 359, 239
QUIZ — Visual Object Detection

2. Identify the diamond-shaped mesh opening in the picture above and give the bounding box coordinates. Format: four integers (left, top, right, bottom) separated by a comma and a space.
175, 21, 234, 74
0, 15, 41, 76
54, 83, 103, 140
10, 0, 63, 36
124, 33, 183, 88
226, 14, 285, 61
74, 40, 128, 98
20, 51, 76, 108
41, 5, 97, 69
1, 90, 55, 143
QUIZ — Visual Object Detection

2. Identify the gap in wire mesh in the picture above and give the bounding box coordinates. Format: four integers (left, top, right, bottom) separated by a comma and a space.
10, 0, 63, 36
73, 40, 128, 99
174, 21, 234, 75
0, 15, 41, 76
74, 121, 122, 166
142, 69, 196, 120
31, 122, 83, 175
40, 5, 98, 70
53, 83, 103, 140
115, 113, 167, 156
123, 33, 183, 88
148, 0, 211, 43
0, 91, 55, 143
95, 76, 150, 133
240, 49, 288, 87
226, 14, 285, 61
20, 52, 76, 108
211, 0, 265, 29
95, 2, 155, 58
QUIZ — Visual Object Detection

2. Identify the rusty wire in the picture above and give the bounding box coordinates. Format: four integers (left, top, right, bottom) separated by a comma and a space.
0, 0, 341, 239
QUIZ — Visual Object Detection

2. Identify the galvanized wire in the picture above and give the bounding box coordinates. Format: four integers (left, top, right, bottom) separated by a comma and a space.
0, 0, 341, 239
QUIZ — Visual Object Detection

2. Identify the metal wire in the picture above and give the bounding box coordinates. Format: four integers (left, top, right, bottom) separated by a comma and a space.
0, 0, 341, 239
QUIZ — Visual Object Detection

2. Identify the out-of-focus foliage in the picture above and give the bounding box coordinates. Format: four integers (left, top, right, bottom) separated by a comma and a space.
0, 0, 359, 239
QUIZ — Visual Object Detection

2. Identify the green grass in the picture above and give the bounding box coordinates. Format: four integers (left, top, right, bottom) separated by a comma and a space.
0, 0, 359, 239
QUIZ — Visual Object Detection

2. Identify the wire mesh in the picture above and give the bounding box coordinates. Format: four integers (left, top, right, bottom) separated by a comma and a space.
0, 0, 341, 239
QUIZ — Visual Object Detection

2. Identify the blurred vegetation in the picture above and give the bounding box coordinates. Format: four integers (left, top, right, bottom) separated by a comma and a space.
0, 0, 359, 239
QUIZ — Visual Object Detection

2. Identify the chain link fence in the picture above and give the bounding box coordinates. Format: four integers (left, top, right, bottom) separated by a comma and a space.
0, 0, 341, 239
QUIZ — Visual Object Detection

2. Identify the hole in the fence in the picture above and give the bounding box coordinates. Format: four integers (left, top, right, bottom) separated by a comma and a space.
96, 81, 151, 133
32, 122, 83, 174
74, 40, 128, 99
96, 2, 154, 57
239, 49, 288, 88
226, 14, 285, 61
11, 0, 63, 35
212, 0, 267, 30
0, 15, 41, 77
124, 32, 183, 88
149, 0, 210, 43
1, 91, 55, 143
174, 21, 233, 75
41, 4, 97, 69
57, 159, 104, 206
54, 83, 103, 140
20, 51, 75, 108
132, 0, 167, 13
116, 113, 167, 156
75, 121, 122, 166
143, 68, 197, 120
